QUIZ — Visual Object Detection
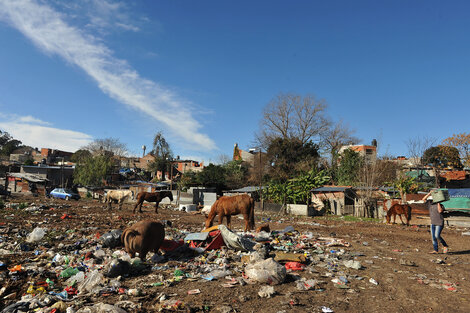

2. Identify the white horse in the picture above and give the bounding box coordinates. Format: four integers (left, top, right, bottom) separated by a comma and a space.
104, 190, 134, 209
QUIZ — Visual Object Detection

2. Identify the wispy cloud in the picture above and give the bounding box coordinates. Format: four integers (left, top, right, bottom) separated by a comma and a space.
0, 0, 217, 151
0, 114, 92, 152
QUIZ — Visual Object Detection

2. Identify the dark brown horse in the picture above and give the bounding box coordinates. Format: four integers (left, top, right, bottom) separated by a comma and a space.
386, 203, 412, 226
133, 190, 173, 214
205, 194, 255, 231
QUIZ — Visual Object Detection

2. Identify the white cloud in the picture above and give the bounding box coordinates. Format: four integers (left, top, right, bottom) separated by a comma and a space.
0, 0, 217, 151
17, 115, 51, 125
0, 115, 93, 152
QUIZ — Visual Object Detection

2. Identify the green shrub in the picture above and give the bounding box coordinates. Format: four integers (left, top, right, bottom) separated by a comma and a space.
86, 191, 92, 198
18, 202, 28, 209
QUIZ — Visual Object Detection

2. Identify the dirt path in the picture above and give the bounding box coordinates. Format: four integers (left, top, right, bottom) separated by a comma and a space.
1, 194, 469, 313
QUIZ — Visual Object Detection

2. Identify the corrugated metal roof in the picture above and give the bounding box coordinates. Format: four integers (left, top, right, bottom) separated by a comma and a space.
311, 186, 351, 192
229, 186, 265, 193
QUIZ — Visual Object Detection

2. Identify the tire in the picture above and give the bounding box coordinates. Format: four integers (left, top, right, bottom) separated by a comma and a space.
65, 196, 70, 201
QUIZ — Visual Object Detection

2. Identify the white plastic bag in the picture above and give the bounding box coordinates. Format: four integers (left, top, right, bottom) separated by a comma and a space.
26, 227, 46, 243
245, 258, 286, 285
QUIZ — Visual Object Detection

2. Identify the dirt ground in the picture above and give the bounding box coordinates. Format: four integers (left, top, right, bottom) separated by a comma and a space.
1, 194, 470, 313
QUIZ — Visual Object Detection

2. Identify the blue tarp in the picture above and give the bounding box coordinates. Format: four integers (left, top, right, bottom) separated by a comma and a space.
448, 188, 470, 198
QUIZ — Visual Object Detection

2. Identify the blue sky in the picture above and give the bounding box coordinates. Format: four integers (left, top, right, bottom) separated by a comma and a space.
0, 0, 469, 163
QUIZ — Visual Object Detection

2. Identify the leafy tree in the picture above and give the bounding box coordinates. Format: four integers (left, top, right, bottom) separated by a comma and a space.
422, 145, 462, 169
0, 130, 22, 156
196, 163, 226, 191
148, 131, 173, 181
224, 159, 249, 190
442, 133, 470, 168
73, 155, 113, 186
71, 149, 92, 165
333, 148, 363, 186
23, 159, 35, 166
264, 169, 330, 204
83, 138, 127, 157
387, 175, 420, 201
267, 137, 320, 181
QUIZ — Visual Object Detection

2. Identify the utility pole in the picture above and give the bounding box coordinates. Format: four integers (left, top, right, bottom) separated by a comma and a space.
259, 150, 264, 211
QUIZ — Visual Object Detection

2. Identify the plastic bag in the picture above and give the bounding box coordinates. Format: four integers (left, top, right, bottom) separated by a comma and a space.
26, 227, 46, 243
245, 258, 286, 285
78, 270, 104, 294
101, 229, 123, 248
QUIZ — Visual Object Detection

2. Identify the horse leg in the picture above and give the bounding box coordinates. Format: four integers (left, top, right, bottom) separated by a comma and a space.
225, 215, 232, 229
155, 201, 160, 214
218, 212, 225, 226
118, 200, 122, 210
133, 201, 139, 214
243, 213, 250, 231
392, 213, 397, 224
398, 214, 405, 225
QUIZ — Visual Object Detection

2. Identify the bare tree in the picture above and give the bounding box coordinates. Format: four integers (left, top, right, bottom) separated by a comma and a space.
83, 138, 127, 157
321, 120, 360, 163
356, 156, 402, 217
405, 135, 437, 168
256, 93, 331, 149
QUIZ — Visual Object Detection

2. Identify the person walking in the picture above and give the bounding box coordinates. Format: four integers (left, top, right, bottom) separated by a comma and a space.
422, 191, 449, 254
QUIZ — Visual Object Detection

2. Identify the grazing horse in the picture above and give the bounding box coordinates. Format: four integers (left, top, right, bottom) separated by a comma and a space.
133, 190, 173, 214
205, 194, 255, 232
386, 203, 412, 226
104, 190, 134, 210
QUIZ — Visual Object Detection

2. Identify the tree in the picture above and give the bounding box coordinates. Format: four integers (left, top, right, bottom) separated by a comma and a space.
333, 148, 363, 186
83, 138, 127, 157
264, 169, 329, 205
442, 133, 470, 168
423, 145, 462, 187
405, 135, 437, 168
0, 130, 22, 156
71, 149, 92, 165
196, 164, 226, 191
422, 145, 462, 169
224, 159, 249, 190
148, 131, 173, 181
256, 93, 330, 148
266, 137, 320, 181
73, 155, 113, 186
320, 120, 360, 163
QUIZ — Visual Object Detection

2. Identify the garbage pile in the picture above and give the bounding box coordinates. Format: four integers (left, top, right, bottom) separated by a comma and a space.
1, 199, 386, 313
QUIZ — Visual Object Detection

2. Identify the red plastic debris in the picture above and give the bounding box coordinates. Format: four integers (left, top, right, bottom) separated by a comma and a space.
285, 262, 306, 271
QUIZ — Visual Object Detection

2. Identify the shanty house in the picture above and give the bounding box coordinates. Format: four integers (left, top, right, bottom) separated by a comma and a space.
311, 186, 358, 215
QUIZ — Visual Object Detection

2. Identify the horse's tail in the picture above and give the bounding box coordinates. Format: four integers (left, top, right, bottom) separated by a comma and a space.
406, 205, 412, 225
249, 196, 255, 230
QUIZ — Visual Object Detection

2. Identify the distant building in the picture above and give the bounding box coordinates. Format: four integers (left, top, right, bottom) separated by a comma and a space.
339, 144, 377, 164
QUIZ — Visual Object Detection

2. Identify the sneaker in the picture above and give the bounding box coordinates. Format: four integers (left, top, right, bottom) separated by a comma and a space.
443, 247, 448, 254
429, 250, 438, 254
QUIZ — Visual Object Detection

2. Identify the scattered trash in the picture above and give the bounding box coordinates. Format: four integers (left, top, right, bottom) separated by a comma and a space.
343, 260, 362, 270
369, 278, 379, 285
26, 227, 46, 242
258, 285, 275, 298
245, 258, 286, 285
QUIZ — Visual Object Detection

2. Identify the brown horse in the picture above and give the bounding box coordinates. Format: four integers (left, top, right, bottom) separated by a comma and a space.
205, 194, 255, 231
133, 190, 173, 214
386, 203, 412, 226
